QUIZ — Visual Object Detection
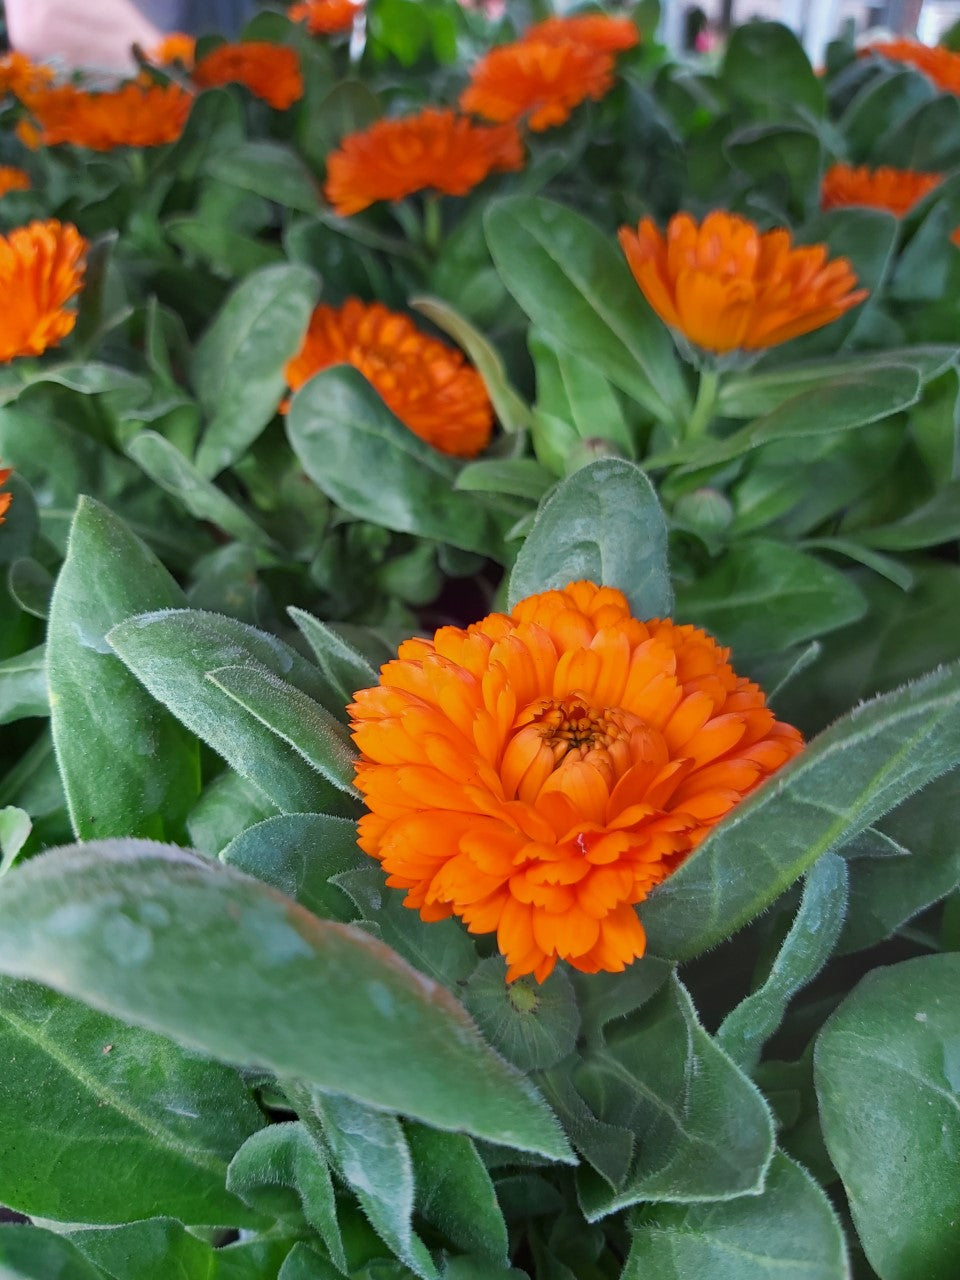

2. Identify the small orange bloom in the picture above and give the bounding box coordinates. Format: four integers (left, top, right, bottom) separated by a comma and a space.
193, 42, 304, 110
951, 227, 960, 248
821, 163, 942, 216
618, 211, 868, 355
0, 167, 31, 198
285, 300, 492, 456
325, 107, 524, 215
863, 38, 960, 95
0, 51, 54, 100
17, 82, 193, 150
522, 13, 640, 54
289, 0, 359, 34
0, 220, 87, 363
461, 38, 616, 131
350, 581, 803, 982
149, 32, 197, 68
0, 464, 11, 524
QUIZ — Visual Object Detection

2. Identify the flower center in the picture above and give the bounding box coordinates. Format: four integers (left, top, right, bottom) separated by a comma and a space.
522, 694, 639, 765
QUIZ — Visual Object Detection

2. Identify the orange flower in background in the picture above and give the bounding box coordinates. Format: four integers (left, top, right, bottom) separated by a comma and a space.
0, 167, 31, 198
821, 163, 942, 215
0, 464, 11, 524
284, 300, 492, 457
149, 32, 197, 67
350, 581, 803, 982
0, 220, 87, 363
461, 38, 616, 131
863, 38, 960, 94
619, 211, 868, 355
17, 82, 193, 150
951, 227, 960, 247
289, 0, 359, 34
522, 13, 640, 54
0, 51, 54, 100
193, 42, 304, 110
325, 108, 524, 215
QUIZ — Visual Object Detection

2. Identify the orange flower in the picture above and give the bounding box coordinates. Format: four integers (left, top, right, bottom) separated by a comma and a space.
149, 32, 197, 68
0, 464, 11, 524
350, 581, 803, 982
951, 227, 960, 248
618, 211, 868, 355
193, 42, 303, 110
0, 167, 30, 198
522, 13, 640, 54
0, 52, 54, 100
325, 107, 524, 215
17, 82, 193, 150
461, 38, 616, 131
821, 163, 942, 215
0, 220, 87, 363
863, 38, 960, 94
289, 0, 359, 34
284, 299, 492, 457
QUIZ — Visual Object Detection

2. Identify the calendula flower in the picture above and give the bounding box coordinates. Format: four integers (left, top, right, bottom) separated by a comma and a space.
863, 38, 960, 94
821, 163, 942, 215
149, 32, 197, 68
0, 220, 87, 363
461, 38, 616, 131
522, 13, 640, 54
325, 108, 524, 216
0, 52, 54, 100
350, 581, 803, 982
618, 211, 868, 356
0, 167, 31, 198
289, 0, 359, 34
17, 82, 193, 150
285, 299, 493, 456
193, 42, 304, 110
0, 464, 11, 524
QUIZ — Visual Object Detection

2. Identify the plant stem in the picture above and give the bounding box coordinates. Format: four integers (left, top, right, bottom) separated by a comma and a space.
422, 197, 443, 255
687, 366, 720, 439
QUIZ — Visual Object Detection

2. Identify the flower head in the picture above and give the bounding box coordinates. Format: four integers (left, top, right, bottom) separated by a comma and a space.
461, 38, 616, 131
289, 0, 359, 34
350, 581, 803, 981
0, 167, 31, 198
0, 52, 54, 100
325, 107, 524, 215
0, 464, 11, 524
0, 220, 87, 363
17, 82, 193, 150
821, 163, 942, 216
618, 211, 868, 356
193, 42, 304, 110
522, 13, 640, 54
149, 32, 197, 68
863, 38, 960, 94
284, 299, 493, 457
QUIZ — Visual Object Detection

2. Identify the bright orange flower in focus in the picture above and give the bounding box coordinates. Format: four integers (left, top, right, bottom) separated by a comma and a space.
325, 108, 524, 215
193, 42, 304, 110
0, 167, 30, 198
522, 13, 640, 54
0, 52, 54, 100
821, 163, 942, 216
284, 300, 492, 457
289, 0, 359, 34
17, 82, 193, 150
0, 220, 87, 363
863, 38, 960, 94
461, 39, 616, 131
618, 211, 868, 356
350, 581, 803, 982
0, 464, 11, 524
150, 32, 197, 67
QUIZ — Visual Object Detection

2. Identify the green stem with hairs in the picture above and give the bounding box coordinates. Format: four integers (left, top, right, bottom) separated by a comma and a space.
686, 366, 720, 439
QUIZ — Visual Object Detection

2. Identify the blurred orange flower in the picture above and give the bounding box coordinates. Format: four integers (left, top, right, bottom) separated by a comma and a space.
149, 32, 197, 68
0, 52, 54, 100
350, 581, 804, 982
0, 167, 31, 198
863, 38, 960, 94
17, 82, 193, 150
821, 163, 942, 215
193, 42, 304, 110
618, 211, 868, 355
0, 220, 87, 363
325, 108, 524, 215
522, 13, 640, 53
284, 299, 493, 457
0, 464, 11, 524
289, 0, 359, 34
461, 38, 616, 131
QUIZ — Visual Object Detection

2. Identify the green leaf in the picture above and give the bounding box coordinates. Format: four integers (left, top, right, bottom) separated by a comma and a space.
0, 806, 30, 875
108, 609, 350, 817
722, 21, 824, 117
0, 841, 573, 1162
288, 608, 378, 706
286, 366, 504, 557
484, 197, 690, 427
298, 80, 381, 170
206, 663, 359, 796
674, 540, 866, 657
0, 644, 47, 723
192, 263, 319, 477
406, 1124, 510, 1266
206, 141, 320, 214
67, 1219, 287, 1280
576, 974, 775, 1217
507, 459, 672, 616
461, 957, 580, 1072
856, 477, 960, 551
187, 769, 276, 857
624, 1152, 849, 1280
725, 123, 821, 217
642, 661, 960, 961
0, 1226, 106, 1279
0, 977, 263, 1225
815, 953, 960, 1280
8, 556, 54, 619
455, 458, 554, 503
529, 330, 636, 466
47, 497, 200, 840
716, 853, 849, 1073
